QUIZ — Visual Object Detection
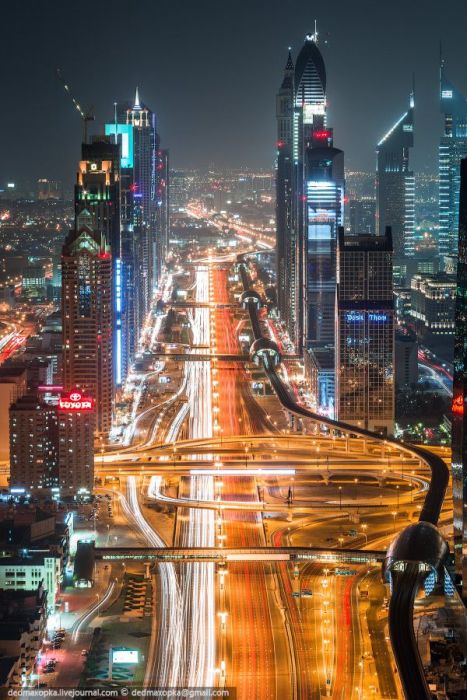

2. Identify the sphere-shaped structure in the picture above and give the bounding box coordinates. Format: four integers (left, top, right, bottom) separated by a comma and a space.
239, 290, 262, 309
250, 337, 281, 367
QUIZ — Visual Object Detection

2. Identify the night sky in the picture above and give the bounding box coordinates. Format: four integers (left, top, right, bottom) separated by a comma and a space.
2, 1, 467, 184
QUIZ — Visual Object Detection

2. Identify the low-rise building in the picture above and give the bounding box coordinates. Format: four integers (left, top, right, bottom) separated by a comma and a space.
0, 554, 60, 607
0, 587, 47, 686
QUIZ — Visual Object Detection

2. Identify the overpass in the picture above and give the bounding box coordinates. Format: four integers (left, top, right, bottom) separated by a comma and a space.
151, 352, 300, 362
94, 545, 385, 564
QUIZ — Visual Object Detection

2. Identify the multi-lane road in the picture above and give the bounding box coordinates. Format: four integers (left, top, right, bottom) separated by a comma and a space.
87, 216, 452, 698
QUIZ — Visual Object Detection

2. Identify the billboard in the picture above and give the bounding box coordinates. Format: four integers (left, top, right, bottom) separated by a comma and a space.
58, 390, 94, 412
112, 649, 139, 664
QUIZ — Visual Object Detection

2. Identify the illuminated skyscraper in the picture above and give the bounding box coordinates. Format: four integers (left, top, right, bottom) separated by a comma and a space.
376, 92, 414, 270
75, 139, 122, 385
336, 227, 394, 434
62, 176, 113, 435
451, 157, 467, 594
105, 89, 160, 370
439, 61, 467, 259
304, 128, 344, 352
156, 148, 170, 279
275, 31, 328, 351
276, 50, 294, 327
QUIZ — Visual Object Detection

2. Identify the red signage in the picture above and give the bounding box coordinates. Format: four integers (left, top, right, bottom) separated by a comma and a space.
59, 390, 94, 412
313, 130, 331, 140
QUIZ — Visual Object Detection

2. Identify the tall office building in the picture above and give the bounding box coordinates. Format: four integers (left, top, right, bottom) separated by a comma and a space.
275, 31, 332, 352
62, 183, 113, 435
451, 157, 467, 594
105, 89, 159, 371
336, 227, 394, 434
157, 148, 170, 278
376, 92, 414, 267
276, 50, 294, 326
304, 128, 344, 353
439, 60, 467, 259
74, 139, 122, 385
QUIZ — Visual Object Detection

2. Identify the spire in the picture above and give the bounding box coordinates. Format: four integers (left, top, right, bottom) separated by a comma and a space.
410, 74, 415, 109
285, 48, 294, 71
134, 86, 141, 109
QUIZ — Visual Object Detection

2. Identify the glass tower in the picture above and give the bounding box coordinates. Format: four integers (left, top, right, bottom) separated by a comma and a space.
439, 63, 467, 259
376, 93, 414, 270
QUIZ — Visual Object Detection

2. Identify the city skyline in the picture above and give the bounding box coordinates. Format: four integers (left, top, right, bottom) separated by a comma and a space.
2, 1, 467, 182
0, 4, 464, 697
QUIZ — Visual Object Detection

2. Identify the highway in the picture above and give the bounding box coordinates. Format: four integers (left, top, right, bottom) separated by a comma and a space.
92, 220, 450, 698
237, 257, 450, 698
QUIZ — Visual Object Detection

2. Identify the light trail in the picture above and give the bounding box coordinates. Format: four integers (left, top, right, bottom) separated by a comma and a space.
124, 477, 184, 686
71, 579, 116, 643
179, 265, 216, 687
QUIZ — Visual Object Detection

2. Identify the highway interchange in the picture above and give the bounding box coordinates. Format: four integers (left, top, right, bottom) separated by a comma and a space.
72, 210, 452, 698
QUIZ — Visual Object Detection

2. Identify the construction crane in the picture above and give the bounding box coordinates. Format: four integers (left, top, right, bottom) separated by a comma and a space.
56, 68, 95, 143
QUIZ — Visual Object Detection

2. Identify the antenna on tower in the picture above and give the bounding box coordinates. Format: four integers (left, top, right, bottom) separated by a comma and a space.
56, 68, 95, 143
312, 19, 319, 43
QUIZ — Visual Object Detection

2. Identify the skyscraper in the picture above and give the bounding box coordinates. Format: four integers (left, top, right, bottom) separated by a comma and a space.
304, 128, 344, 353
62, 173, 113, 435
439, 60, 467, 260
105, 89, 159, 371
157, 148, 170, 279
376, 92, 414, 270
75, 139, 122, 385
336, 227, 394, 434
275, 31, 330, 351
451, 157, 467, 595
276, 50, 294, 328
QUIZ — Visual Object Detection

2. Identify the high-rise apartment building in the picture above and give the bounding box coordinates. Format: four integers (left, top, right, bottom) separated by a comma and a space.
336, 227, 394, 434
9, 390, 95, 495
57, 389, 95, 496
439, 61, 467, 259
62, 196, 113, 434
9, 395, 59, 491
451, 157, 467, 594
376, 93, 414, 268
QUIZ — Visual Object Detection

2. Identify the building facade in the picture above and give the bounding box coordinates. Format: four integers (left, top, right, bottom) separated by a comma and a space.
62, 210, 113, 434
451, 157, 467, 594
336, 227, 394, 434
75, 139, 122, 386
348, 198, 376, 235
9, 395, 59, 491
376, 93, 414, 270
439, 62, 467, 259
105, 89, 160, 374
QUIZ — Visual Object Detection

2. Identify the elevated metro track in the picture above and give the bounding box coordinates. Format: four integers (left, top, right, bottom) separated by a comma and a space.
237, 256, 450, 699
